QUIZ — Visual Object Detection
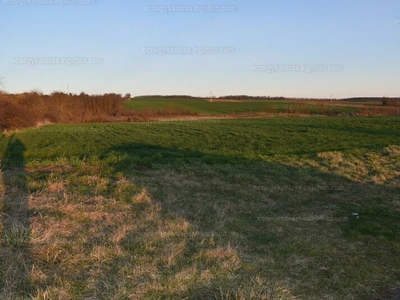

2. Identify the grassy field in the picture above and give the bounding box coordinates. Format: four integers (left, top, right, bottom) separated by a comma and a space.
0, 116, 400, 299
125, 97, 366, 116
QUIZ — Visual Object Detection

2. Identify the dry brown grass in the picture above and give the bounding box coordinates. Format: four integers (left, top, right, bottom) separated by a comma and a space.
358, 106, 399, 116
1, 166, 296, 299
292, 145, 400, 186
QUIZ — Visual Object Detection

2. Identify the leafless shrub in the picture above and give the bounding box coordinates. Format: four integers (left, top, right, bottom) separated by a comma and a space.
0, 92, 126, 131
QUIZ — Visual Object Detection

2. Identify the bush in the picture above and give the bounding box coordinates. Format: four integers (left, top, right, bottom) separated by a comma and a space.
0, 92, 126, 131
382, 98, 400, 107
0, 101, 34, 130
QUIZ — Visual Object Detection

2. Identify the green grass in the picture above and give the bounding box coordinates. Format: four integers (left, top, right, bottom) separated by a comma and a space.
125, 97, 282, 115
3, 116, 398, 163
125, 98, 362, 115
0, 116, 399, 299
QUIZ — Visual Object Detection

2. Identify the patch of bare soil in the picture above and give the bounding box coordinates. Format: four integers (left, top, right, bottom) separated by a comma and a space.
206, 99, 243, 102
35, 119, 54, 128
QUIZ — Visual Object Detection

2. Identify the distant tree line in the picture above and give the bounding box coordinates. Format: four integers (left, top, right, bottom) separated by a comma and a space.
135, 95, 197, 99
135, 95, 288, 100
217, 95, 286, 100
135, 95, 400, 104
340, 97, 400, 104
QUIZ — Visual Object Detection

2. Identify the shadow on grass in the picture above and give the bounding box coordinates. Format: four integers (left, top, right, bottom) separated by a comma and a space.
0, 137, 398, 298
0, 136, 32, 297
104, 143, 400, 299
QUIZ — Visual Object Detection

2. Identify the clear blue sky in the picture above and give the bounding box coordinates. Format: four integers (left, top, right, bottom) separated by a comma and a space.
1, 0, 399, 98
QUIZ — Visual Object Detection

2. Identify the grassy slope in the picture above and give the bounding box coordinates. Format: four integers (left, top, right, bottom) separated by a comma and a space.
125, 98, 361, 115
0, 116, 399, 299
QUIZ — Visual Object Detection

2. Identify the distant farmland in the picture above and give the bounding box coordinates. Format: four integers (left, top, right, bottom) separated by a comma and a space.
125, 96, 398, 117
125, 97, 289, 115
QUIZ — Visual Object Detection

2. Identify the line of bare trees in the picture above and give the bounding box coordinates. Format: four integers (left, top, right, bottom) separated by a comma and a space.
0, 91, 126, 131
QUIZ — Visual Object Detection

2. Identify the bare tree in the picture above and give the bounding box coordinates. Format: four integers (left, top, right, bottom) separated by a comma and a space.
124, 93, 131, 101
0, 77, 4, 88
